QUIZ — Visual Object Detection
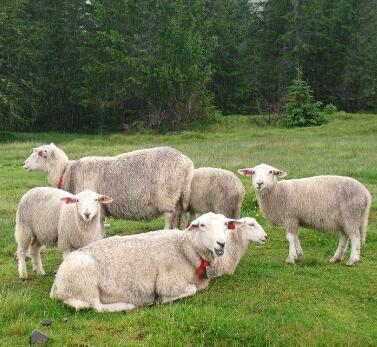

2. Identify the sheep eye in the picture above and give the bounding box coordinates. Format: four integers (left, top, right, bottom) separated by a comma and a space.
95, 198, 98, 202
44, 150, 47, 153
76, 199, 79, 203
200, 223, 205, 228
269, 170, 272, 174
249, 223, 255, 227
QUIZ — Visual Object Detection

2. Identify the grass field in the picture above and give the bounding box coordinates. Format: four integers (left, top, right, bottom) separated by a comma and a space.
0, 113, 376, 346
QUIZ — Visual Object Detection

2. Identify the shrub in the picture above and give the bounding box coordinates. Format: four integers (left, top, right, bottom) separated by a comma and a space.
323, 103, 338, 114
281, 69, 327, 127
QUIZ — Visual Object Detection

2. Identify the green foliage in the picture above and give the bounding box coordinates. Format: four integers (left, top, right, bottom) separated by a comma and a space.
282, 69, 327, 127
324, 103, 338, 115
1, 0, 377, 131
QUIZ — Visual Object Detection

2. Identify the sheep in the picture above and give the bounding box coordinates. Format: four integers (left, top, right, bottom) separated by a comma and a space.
206, 217, 268, 278
187, 168, 245, 222
23, 144, 194, 229
15, 187, 112, 279
50, 212, 236, 312
238, 163, 372, 266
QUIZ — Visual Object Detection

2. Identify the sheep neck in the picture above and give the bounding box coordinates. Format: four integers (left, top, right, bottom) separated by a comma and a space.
255, 183, 280, 222
224, 228, 250, 273
46, 160, 70, 189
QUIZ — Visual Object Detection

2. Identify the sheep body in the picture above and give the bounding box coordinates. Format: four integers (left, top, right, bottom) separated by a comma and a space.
188, 168, 245, 220
239, 164, 372, 266
15, 187, 108, 279
50, 213, 231, 312
24, 145, 194, 228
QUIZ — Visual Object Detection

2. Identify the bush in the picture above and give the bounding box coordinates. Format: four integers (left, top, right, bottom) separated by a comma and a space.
281, 69, 327, 127
323, 103, 338, 114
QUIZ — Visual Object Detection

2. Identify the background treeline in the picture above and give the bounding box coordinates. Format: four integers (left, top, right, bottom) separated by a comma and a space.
1, 0, 376, 132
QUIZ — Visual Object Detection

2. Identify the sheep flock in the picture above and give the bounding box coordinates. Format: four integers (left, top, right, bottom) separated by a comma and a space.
13, 143, 371, 312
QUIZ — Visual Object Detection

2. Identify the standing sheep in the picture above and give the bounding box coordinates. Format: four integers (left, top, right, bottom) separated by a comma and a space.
207, 217, 268, 277
15, 187, 112, 279
187, 168, 245, 222
23, 144, 194, 229
50, 212, 235, 312
238, 163, 371, 266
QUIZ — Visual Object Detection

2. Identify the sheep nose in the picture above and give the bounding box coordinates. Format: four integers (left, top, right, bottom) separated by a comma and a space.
217, 241, 225, 249
256, 182, 263, 188
84, 212, 91, 219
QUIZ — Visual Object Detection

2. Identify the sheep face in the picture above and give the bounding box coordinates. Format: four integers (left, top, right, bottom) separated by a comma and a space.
188, 212, 233, 257
238, 163, 287, 191
23, 143, 57, 172
237, 217, 267, 244
61, 190, 113, 222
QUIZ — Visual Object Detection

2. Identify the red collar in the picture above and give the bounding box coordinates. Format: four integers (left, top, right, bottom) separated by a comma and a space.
57, 175, 63, 189
195, 257, 209, 279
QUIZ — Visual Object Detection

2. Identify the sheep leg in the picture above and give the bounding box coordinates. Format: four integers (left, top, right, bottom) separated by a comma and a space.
330, 233, 348, 263
294, 233, 303, 257
346, 232, 361, 266
286, 230, 298, 264
17, 250, 28, 280
164, 211, 175, 229
160, 284, 197, 304
30, 240, 45, 275
91, 298, 135, 313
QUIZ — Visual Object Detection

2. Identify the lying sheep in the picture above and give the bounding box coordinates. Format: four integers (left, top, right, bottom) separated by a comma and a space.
238, 163, 371, 266
187, 168, 245, 222
15, 187, 112, 279
23, 144, 194, 229
50, 212, 235, 312
207, 217, 267, 277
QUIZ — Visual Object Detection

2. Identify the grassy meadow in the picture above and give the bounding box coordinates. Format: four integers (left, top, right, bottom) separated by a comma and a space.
0, 113, 376, 346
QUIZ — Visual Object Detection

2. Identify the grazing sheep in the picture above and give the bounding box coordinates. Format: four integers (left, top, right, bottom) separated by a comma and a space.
15, 187, 112, 279
207, 217, 267, 278
23, 144, 194, 229
50, 212, 235, 312
187, 168, 245, 222
238, 163, 371, 266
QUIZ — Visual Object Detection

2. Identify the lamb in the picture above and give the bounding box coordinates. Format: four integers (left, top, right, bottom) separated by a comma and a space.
238, 163, 372, 266
50, 212, 235, 312
187, 168, 245, 222
15, 187, 112, 279
23, 144, 194, 229
207, 217, 268, 277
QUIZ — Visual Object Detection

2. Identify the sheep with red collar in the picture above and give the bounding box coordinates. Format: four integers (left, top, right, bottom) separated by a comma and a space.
15, 187, 112, 279
50, 212, 234, 312
23, 144, 194, 229
238, 163, 372, 266
187, 168, 245, 222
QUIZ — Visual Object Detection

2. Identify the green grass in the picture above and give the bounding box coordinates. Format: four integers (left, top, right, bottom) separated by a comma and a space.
0, 113, 376, 346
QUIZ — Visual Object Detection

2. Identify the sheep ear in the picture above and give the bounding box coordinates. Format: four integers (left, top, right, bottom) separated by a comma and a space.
238, 168, 253, 176
50, 143, 55, 147
98, 195, 113, 204
273, 170, 287, 177
187, 220, 199, 231
226, 219, 242, 230
61, 197, 77, 204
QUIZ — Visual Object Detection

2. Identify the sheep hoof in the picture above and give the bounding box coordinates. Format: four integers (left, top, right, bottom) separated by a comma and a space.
346, 259, 358, 266
329, 256, 340, 263
285, 256, 296, 264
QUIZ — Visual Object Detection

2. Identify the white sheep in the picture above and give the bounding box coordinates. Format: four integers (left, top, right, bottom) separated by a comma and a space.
187, 168, 245, 222
207, 217, 268, 277
15, 187, 112, 279
23, 144, 194, 229
50, 212, 235, 312
238, 163, 372, 266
